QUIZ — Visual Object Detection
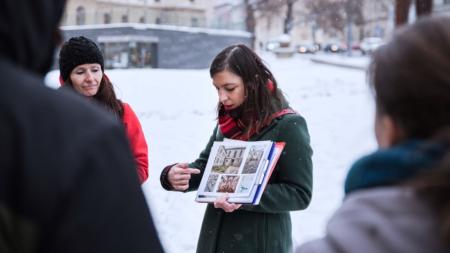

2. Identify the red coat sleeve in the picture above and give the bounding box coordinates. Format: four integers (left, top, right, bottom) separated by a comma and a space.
122, 103, 149, 183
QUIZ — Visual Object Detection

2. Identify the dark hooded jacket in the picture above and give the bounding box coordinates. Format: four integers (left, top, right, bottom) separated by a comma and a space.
0, 1, 164, 252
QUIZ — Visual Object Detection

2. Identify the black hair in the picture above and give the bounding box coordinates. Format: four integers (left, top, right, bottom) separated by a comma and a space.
65, 76, 124, 119
210, 44, 287, 136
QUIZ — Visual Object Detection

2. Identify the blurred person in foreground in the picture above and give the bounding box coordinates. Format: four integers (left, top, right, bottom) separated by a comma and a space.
58, 36, 149, 184
0, 0, 164, 252
296, 16, 450, 253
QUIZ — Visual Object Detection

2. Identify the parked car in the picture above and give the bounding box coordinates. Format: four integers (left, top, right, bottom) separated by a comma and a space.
265, 34, 293, 52
351, 41, 361, 51
323, 40, 346, 53
296, 41, 318, 54
360, 37, 384, 55
265, 41, 280, 51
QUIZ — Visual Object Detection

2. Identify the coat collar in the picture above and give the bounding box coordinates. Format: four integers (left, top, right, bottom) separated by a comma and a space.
344, 140, 447, 195
215, 113, 293, 141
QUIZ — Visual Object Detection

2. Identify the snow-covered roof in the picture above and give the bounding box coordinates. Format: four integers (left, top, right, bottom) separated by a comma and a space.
61, 23, 252, 38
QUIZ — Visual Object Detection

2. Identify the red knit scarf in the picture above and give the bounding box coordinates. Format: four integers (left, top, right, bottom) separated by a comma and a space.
218, 107, 296, 141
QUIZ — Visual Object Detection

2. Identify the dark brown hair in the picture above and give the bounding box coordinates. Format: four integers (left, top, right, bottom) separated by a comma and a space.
66, 76, 124, 119
210, 44, 287, 136
369, 16, 450, 243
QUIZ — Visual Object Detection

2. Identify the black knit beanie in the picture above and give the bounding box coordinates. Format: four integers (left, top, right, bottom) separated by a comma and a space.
59, 36, 104, 82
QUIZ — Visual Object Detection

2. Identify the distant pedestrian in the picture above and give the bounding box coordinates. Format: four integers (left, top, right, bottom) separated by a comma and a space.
58, 36, 149, 183
296, 16, 450, 253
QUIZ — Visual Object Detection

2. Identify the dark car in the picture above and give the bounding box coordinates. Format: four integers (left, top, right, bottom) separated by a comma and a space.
296, 42, 319, 54
323, 41, 346, 53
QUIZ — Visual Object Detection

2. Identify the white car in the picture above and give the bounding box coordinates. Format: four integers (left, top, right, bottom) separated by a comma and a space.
360, 37, 384, 55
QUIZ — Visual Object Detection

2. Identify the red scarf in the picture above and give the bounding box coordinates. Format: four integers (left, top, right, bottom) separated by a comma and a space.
218, 107, 296, 141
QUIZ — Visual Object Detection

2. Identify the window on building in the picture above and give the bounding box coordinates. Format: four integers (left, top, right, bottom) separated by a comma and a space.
122, 15, 128, 23
104, 13, 111, 24
76, 6, 86, 25
154, 0, 160, 2
191, 17, 198, 27
445, 0, 450, 4
100, 40, 157, 69
190, 0, 194, 2
139, 16, 145, 23
155, 17, 161, 24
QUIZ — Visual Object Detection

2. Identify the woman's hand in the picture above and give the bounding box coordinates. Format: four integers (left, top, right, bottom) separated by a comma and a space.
214, 194, 242, 212
167, 163, 200, 191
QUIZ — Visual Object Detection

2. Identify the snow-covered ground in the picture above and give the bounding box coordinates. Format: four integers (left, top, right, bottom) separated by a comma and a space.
46, 53, 377, 253
310, 53, 370, 70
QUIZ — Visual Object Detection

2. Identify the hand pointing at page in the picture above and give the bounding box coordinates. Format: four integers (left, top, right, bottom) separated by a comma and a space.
167, 163, 201, 191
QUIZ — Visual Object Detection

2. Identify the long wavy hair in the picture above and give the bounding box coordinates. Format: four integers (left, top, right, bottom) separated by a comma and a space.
210, 44, 288, 136
368, 16, 450, 243
65, 75, 124, 119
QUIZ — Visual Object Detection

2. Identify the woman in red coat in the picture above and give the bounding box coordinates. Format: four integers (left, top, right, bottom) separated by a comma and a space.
58, 36, 148, 183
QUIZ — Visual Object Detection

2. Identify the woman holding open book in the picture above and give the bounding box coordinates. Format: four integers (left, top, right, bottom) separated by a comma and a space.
160, 44, 313, 253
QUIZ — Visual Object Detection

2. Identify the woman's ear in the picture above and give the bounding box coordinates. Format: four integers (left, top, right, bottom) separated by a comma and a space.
375, 113, 403, 148
103, 73, 110, 82
59, 75, 65, 86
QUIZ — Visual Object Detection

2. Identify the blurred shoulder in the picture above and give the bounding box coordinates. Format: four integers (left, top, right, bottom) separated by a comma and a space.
298, 187, 440, 253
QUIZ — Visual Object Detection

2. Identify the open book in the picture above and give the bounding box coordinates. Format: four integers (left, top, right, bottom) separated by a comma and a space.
195, 139, 285, 205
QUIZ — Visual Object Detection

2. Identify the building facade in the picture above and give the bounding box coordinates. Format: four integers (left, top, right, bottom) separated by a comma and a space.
62, 0, 213, 28
214, 146, 245, 167
213, 1, 246, 31
359, 0, 394, 40
57, 0, 251, 69
60, 24, 252, 69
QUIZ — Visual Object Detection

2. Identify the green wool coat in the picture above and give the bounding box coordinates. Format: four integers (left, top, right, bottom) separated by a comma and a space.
187, 113, 313, 253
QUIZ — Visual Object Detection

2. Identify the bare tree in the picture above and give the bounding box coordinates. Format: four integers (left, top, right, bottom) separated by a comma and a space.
244, 0, 256, 34
243, 0, 274, 48
283, 0, 298, 34
244, 0, 287, 33
304, 0, 364, 38
395, 0, 432, 26
304, 0, 346, 35
243, 0, 297, 47
345, 0, 364, 26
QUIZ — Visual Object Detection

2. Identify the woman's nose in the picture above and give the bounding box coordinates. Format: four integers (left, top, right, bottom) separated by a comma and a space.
85, 71, 94, 81
218, 90, 228, 103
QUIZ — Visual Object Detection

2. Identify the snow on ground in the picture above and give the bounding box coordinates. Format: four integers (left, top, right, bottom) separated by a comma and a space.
46, 53, 377, 253
310, 52, 370, 70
